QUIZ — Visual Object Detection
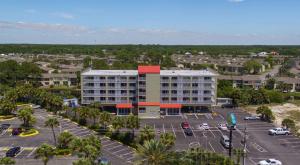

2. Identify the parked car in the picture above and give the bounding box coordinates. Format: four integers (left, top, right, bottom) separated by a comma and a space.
221, 104, 234, 108
268, 128, 290, 135
258, 159, 282, 165
217, 124, 228, 131
184, 128, 193, 136
200, 123, 209, 130
96, 157, 110, 165
6, 147, 21, 157
220, 135, 230, 149
31, 104, 41, 109
244, 115, 260, 120
11, 128, 22, 136
181, 122, 190, 129
1, 124, 10, 130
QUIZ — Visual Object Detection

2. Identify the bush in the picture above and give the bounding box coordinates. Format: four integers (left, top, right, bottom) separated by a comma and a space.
107, 131, 136, 148
55, 148, 71, 156
266, 91, 284, 103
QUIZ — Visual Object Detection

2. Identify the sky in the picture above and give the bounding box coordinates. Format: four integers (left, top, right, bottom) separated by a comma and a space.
0, 0, 300, 45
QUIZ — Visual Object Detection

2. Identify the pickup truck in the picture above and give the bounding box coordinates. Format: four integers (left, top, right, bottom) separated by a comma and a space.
268, 128, 290, 135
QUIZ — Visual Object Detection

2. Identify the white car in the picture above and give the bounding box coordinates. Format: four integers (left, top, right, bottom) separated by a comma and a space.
268, 128, 290, 135
200, 123, 209, 130
258, 159, 282, 165
218, 124, 228, 131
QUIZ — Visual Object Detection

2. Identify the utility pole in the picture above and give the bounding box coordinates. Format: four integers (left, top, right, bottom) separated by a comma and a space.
229, 126, 233, 157
243, 126, 247, 165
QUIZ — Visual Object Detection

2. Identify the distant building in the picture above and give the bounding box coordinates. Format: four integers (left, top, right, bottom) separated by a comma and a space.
81, 66, 217, 118
218, 75, 265, 89
40, 73, 77, 87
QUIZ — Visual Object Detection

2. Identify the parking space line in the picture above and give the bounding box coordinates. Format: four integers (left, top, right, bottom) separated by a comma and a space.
180, 124, 186, 138
219, 114, 224, 120
122, 151, 134, 156
162, 124, 165, 133
103, 142, 118, 147
27, 147, 37, 158
194, 114, 198, 119
191, 128, 197, 138
107, 145, 123, 151
15, 148, 25, 157
208, 141, 215, 152
208, 129, 216, 138
112, 148, 128, 154
171, 124, 176, 137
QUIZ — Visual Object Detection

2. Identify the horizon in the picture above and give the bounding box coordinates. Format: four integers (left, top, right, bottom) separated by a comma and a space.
1, 0, 300, 45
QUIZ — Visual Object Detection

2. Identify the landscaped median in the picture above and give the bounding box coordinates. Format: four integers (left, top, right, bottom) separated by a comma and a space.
19, 128, 39, 137
0, 115, 16, 121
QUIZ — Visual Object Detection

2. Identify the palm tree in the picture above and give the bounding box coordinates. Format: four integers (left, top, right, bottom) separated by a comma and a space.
78, 107, 89, 125
139, 125, 155, 144
112, 116, 124, 133
99, 111, 112, 129
17, 107, 35, 128
159, 132, 176, 149
233, 148, 244, 165
45, 117, 60, 146
70, 135, 101, 161
88, 108, 100, 126
125, 114, 140, 139
35, 143, 55, 165
57, 131, 75, 149
72, 158, 93, 165
0, 157, 16, 165
135, 139, 168, 165
0, 99, 16, 115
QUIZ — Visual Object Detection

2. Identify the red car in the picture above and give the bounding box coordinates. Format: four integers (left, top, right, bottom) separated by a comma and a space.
181, 122, 190, 129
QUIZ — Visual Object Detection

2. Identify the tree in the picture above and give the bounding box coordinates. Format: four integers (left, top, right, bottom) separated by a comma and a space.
17, 107, 35, 128
35, 144, 55, 165
99, 111, 112, 129
282, 118, 296, 131
125, 114, 140, 139
277, 82, 292, 92
45, 117, 60, 146
233, 148, 244, 165
135, 139, 168, 165
256, 106, 275, 122
0, 99, 16, 115
70, 135, 101, 162
112, 116, 124, 133
265, 78, 276, 90
83, 56, 92, 68
57, 131, 75, 149
159, 132, 176, 149
78, 107, 89, 126
72, 158, 93, 165
88, 108, 100, 126
139, 125, 155, 144
243, 60, 262, 74
0, 157, 15, 165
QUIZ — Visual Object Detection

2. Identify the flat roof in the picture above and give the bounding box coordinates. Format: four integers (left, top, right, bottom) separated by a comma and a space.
82, 70, 138, 76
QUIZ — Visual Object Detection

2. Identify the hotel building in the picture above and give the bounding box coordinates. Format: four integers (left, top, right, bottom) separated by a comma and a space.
81, 66, 217, 118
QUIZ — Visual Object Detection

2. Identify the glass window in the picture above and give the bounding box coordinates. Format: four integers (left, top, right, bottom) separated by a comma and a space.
139, 107, 146, 113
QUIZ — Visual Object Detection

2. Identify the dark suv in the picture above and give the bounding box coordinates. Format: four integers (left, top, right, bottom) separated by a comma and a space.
6, 147, 21, 157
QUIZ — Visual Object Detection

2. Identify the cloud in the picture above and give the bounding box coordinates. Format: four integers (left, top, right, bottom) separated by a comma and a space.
52, 12, 75, 19
228, 0, 245, 3
0, 21, 87, 32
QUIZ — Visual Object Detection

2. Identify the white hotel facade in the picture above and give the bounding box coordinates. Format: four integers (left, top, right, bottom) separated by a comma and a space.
81, 66, 217, 118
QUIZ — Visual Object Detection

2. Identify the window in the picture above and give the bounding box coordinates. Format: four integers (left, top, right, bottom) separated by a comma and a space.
204, 77, 211, 80
129, 83, 136, 87
183, 90, 190, 94
139, 96, 146, 100
85, 76, 94, 80
183, 97, 190, 101
162, 83, 169, 87
192, 83, 198, 87
204, 90, 211, 94
121, 83, 127, 87
99, 77, 106, 80
100, 90, 106, 94
120, 77, 127, 80
162, 97, 169, 101
139, 107, 146, 113
108, 90, 115, 94
100, 97, 106, 101
108, 83, 115, 87
108, 97, 115, 101
139, 81, 146, 86
192, 90, 198, 94
162, 77, 169, 80
162, 90, 169, 94
129, 77, 136, 80
121, 90, 127, 94
171, 83, 177, 87
129, 97, 136, 101
171, 97, 177, 101
121, 97, 127, 101
204, 97, 211, 101
129, 90, 136, 94
171, 90, 177, 94
100, 83, 106, 87
171, 77, 178, 80
183, 83, 190, 87
108, 77, 115, 80
192, 97, 198, 102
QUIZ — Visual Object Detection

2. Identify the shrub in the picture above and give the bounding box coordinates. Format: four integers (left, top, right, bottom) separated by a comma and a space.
55, 148, 71, 156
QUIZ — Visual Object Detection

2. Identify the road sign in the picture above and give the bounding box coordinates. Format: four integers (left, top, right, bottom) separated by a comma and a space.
226, 112, 237, 127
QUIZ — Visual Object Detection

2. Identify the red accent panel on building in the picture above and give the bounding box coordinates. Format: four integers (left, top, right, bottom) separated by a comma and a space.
116, 103, 133, 108
160, 104, 182, 109
138, 65, 160, 74
138, 102, 160, 106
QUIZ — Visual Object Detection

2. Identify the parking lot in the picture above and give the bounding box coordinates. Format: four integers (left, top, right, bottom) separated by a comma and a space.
0, 108, 134, 165
141, 108, 300, 165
